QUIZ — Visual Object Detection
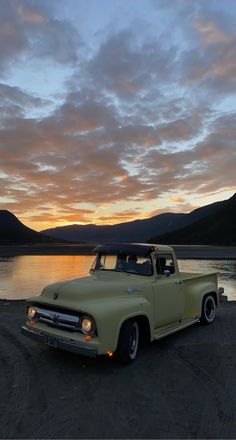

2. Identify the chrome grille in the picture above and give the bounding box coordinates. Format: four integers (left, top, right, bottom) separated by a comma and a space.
34, 306, 81, 331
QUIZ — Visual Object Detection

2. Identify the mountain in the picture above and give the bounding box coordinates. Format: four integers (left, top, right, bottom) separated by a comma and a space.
150, 193, 236, 245
42, 197, 224, 244
0, 210, 59, 244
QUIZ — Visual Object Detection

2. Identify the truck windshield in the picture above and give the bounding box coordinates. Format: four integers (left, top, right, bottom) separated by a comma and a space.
91, 253, 153, 276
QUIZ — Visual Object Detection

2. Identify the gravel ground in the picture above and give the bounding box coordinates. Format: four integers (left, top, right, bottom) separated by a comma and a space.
1, 299, 236, 439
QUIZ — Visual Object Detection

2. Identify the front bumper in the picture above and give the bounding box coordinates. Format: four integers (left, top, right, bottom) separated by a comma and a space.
21, 325, 97, 358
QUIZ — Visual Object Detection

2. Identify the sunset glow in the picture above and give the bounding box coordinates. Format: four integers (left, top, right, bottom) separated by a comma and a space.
0, 0, 236, 231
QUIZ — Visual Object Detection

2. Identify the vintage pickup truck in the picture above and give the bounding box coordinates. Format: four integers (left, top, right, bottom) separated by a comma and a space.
21, 244, 222, 363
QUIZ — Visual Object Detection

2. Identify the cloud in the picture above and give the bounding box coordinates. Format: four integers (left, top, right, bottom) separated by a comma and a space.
29, 18, 81, 65
0, 0, 81, 76
169, 196, 186, 203
1, 76, 235, 226
0, 1, 236, 229
181, 10, 236, 93
0, 83, 48, 118
88, 29, 176, 99
147, 201, 196, 217
1, 103, 234, 215
158, 117, 201, 142
96, 209, 142, 224
17, 2, 45, 24
0, 0, 28, 73
27, 208, 95, 225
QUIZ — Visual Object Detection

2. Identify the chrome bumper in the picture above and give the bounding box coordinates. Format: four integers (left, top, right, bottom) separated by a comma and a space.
21, 325, 97, 358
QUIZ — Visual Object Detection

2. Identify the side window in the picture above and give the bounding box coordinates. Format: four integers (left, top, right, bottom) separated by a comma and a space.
156, 254, 175, 275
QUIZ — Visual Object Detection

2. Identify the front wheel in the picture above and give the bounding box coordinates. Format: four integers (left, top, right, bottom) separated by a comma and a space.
200, 294, 216, 325
116, 320, 139, 364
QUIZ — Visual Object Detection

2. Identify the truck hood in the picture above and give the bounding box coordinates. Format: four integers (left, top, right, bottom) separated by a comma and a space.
35, 271, 152, 312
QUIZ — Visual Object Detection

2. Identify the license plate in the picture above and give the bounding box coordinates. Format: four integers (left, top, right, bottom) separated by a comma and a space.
45, 336, 58, 348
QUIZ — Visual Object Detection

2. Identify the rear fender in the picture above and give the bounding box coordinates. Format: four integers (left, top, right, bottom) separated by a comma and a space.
187, 279, 218, 317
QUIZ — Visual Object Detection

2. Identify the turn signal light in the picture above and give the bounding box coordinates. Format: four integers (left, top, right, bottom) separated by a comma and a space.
83, 335, 92, 342
106, 351, 113, 357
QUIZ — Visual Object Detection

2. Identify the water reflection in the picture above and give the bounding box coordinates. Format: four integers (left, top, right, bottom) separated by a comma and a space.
0, 255, 94, 300
0, 255, 235, 300
178, 259, 236, 299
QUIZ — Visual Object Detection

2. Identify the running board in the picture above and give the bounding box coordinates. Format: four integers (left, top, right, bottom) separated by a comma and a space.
153, 317, 199, 340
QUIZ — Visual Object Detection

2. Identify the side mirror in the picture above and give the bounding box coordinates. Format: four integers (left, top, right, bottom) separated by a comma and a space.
163, 270, 171, 277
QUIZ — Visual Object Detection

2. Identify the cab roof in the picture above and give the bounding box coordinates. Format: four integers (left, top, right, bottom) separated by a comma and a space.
93, 243, 173, 257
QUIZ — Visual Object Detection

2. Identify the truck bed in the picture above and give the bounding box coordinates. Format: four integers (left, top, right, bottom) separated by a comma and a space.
180, 272, 219, 306
180, 271, 218, 281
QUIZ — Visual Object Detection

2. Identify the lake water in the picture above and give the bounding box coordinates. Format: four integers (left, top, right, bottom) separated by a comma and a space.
0, 255, 235, 300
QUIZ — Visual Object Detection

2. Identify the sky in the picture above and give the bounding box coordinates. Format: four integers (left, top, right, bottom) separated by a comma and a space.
0, 0, 236, 231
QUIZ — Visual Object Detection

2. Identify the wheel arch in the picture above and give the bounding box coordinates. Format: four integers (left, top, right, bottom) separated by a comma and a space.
116, 313, 151, 350
187, 276, 219, 317
202, 291, 219, 307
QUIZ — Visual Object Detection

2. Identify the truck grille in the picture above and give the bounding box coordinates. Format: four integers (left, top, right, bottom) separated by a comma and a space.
34, 306, 81, 331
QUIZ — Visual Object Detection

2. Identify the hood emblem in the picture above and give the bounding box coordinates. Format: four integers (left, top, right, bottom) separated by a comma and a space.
53, 313, 60, 323
125, 287, 139, 293
53, 292, 59, 300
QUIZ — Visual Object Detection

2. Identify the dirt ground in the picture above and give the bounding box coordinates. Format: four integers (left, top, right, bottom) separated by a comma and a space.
1, 299, 236, 439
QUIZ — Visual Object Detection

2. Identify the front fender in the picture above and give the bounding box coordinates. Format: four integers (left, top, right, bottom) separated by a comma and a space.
84, 296, 152, 354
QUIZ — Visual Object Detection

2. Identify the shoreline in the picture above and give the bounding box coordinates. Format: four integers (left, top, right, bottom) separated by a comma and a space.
0, 244, 236, 259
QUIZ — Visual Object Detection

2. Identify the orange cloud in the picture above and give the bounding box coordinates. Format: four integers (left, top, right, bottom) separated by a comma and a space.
95, 210, 142, 225
17, 7, 44, 24
169, 196, 185, 203
193, 18, 232, 46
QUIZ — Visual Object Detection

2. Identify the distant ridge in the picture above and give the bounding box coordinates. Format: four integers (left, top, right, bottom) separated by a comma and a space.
2, 193, 234, 246
150, 193, 236, 245
0, 210, 59, 244
42, 197, 225, 244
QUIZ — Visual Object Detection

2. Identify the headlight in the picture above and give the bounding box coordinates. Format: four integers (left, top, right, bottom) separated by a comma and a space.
81, 316, 96, 335
27, 306, 36, 319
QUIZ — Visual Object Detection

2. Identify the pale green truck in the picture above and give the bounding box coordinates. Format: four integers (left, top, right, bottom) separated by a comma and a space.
21, 244, 222, 363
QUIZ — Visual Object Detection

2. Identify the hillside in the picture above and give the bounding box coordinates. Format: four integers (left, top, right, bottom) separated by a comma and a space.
42, 198, 223, 244
1, 194, 234, 246
150, 193, 236, 245
0, 210, 60, 244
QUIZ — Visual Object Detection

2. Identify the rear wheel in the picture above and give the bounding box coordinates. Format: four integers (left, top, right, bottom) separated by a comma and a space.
116, 320, 139, 363
200, 294, 216, 325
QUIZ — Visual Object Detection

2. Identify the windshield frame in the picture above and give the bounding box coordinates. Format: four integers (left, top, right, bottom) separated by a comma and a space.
90, 252, 154, 277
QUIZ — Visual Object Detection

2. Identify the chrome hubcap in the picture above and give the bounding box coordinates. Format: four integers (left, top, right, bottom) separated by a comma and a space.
130, 328, 137, 353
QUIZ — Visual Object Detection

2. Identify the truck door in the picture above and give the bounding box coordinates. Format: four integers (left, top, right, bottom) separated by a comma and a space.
153, 253, 185, 328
